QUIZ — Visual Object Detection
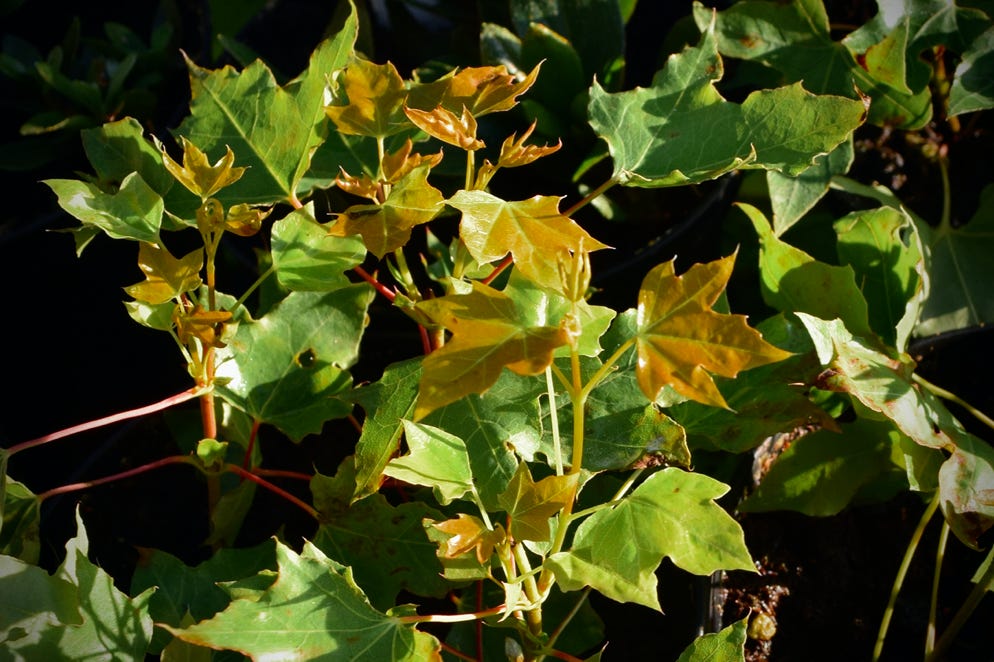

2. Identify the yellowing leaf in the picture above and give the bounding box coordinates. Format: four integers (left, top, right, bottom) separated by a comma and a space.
414, 282, 570, 418
408, 64, 541, 117
497, 463, 578, 542
635, 254, 792, 409
224, 203, 271, 237
449, 190, 610, 291
124, 242, 203, 305
497, 120, 562, 168
429, 514, 504, 564
325, 57, 410, 138
403, 105, 484, 150
161, 137, 246, 200
175, 306, 232, 349
329, 163, 445, 257
382, 139, 443, 183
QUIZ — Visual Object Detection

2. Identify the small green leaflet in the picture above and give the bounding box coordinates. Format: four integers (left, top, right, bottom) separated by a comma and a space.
385, 421, 475, 505
675, 617, 748, 662
43, 173, 163, 247
270, 202, 366, 292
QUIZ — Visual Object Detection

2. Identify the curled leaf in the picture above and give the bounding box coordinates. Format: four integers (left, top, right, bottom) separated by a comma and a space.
429, 514, 505, 564
175, 305, 233, 348
408, 64, 541, 117
498, 120, 561, 168
224, 203, 271, 237
403, 105, 484, 151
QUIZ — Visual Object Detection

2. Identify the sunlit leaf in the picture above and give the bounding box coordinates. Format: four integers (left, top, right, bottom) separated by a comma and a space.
215, 285, 374, 440
123, 241, 203, 305
330, 163, 445, 258
160, 137, 246, 200
80, 118, 180, 206
449, 190, 609, 291
0, 477, 39, 564
403, 104, 484, 150
271, 202, 366, 291
548, 468, 755, 609
635, 253, 793, 409
675, 617, 747, 662
939, 434, 994, 547
166, 540, 441, 661
740, 203, 874, 341
325, 56, 410, 138
589, 16, 866, 187
497, 463, 578, 542
44, 173, 163, 246
414, 282, 570, 418
223, 202, 269, 236
0, 556, 81, 652
428, 514, 504, 565
916, 183, 994, 336
384, 421, 475, 505
406, 64, 541, 117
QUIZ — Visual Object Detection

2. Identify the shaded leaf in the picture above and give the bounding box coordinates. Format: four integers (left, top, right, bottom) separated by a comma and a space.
740, 203, 874, 340
589, 17, 866, 187
740, 419, 908, 516
768, 138, 853, 235
330, 162, 445, 258
548, 468, 754, 610
950, 25, 994, 116
384, 421, 475, 505
271, 202, 366, 291
80, 118, 180, 206
215, 285, 374, 441
414, 282, 570, 418
0, 476, 40, 564
498, 463, 578, 542
635, 253, 793, 409
675, 617, 747, 662
166, 540, 440, 661
44, 173, 163, 246
313, 492, 448, 610
916, 184, 994, 336
124, 242, 203, 305
939, 434, 994, 548
449, 190, 609, 291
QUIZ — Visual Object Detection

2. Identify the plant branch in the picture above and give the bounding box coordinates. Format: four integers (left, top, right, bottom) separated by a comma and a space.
36, 455, 199, 501
913, 372, 994, 433
545, 587, 591, 653
353, 265, 396, 301
563, 177, 618, 218
926, 543, 994, 662
438, 642, 479, 662
396, 604, 507, 624
482, 255, 513, 285
546, 367, 564, 475
926, 520, 951, 656
8, 387, 204, 456
231, 263, 275, 316
224, 463, 319, 519
873, 491, 941, 662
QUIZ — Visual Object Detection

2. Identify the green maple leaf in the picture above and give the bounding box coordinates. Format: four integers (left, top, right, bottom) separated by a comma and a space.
635, 253, 793, 409
270, 202, 366, 292
166, 540, 440, 661
384, 421, 475, 505
330, 163, 445, 258
123, 242, 203, 305
449, 190, 609, 291
548, 468, 755, 610
497, 463, 578, 542
215, 285, 374, 440
414, 282, 570, 418
175, 4, 358, 205
44, 173, 163, 247
589, 14, 866, 187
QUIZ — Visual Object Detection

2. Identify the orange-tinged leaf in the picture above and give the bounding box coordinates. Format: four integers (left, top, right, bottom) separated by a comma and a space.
325, 57, 409, 138
497, 120, 562, 168
403, 105, 484, 151
161, 137, 246, 200
124, 242, 203, 305
382, 138, 444, 182
175, 306, 232, 348
224, 203, 271, 236
497, 463, 578, 542
408, 64, 541, 117
449, 190, 610, 291
415, 282, 570, 418
635, 254, 792, 409
329, 163, 444, 257
430, 514, 504, 564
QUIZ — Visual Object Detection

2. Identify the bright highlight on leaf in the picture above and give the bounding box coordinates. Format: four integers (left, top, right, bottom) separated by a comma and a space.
415, 282, 571, 418
385, 421, 475, 505
407, 64, 541, 117
160, 137, 246, 200
449, 190, 610, 291
635, 253, 792, 409
403, 104, 485, 150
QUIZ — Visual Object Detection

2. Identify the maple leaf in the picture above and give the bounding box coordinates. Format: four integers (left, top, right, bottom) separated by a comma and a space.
414, 282, 570, 418
160, 137, 246, 201
403, 105, 485, 150
407, 64, 541, 117
329, 163, 445, 257
124, 242, 203, 305
635, 254, 792, 409
428, 514, 505, 565
497, 463, 578, 542
325, 57, 410, 138
449, 190, 610, 291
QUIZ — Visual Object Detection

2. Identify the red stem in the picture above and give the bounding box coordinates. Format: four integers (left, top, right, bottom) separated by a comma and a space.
353, 265, 396, 301
7, 387, 202, 456
36, 455, 198, 501
242, 419, 262, 470
438, 642, 478, 662
476, 580, 485, 662
481, 255, 513, 285
253, 467, 313, 481
225, 463, 319, 519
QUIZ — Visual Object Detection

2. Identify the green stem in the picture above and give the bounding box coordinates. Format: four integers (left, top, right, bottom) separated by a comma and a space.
544, 587, 591, 654
563, 176, 618, 218
937, 151, 951, 232
546, 367, 564, 475
926, 520, 951, 656
913, 372, 994, 433
873, 492, 941, 662
512, 543, 544, 639
230, 263, 275, 316
926, 544, 994, 662
397, 604, 507, 625
465, 149, 476, 191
